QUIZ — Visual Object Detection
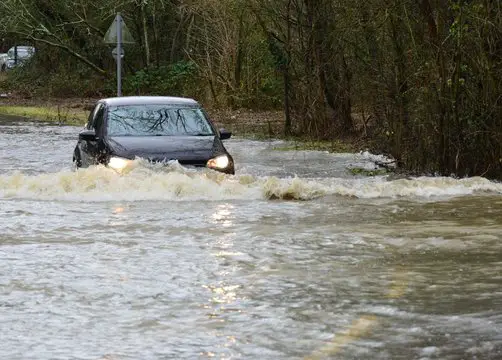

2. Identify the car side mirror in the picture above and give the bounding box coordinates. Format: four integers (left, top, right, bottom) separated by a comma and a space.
79, 129, 97, 141
219, 129, 232, 140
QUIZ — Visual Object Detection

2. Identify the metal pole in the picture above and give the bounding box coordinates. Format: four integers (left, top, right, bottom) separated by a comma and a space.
117, 13, 122, 97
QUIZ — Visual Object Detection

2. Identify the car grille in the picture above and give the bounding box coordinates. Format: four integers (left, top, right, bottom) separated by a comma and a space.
147, 157, 207, 167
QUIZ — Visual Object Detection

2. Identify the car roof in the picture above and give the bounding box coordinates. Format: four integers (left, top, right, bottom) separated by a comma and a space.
8, 46, 35, 51
101, 96, 200, 107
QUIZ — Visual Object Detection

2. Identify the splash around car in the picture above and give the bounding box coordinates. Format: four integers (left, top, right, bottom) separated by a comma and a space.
73, 96, 235, 174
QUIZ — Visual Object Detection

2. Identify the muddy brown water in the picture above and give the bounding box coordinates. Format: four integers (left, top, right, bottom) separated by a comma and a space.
1, 117, 501, 359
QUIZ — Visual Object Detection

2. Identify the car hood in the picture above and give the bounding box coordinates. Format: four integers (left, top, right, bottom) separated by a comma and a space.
107, 135, 218, 163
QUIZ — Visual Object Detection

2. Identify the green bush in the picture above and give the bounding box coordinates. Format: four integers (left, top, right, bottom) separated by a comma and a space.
123, 61, 201, 98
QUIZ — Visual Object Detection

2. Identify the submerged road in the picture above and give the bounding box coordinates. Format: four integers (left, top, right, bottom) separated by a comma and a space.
1, 117, 502, 359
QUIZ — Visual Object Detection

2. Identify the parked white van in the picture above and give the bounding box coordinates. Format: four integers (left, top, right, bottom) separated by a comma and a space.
5, 46, 36, 70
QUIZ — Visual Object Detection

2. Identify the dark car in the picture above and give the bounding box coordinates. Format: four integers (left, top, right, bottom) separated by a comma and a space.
73, 96, 234, 174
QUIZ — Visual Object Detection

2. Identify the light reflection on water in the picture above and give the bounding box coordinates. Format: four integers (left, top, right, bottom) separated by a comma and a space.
0, 120, 501, 359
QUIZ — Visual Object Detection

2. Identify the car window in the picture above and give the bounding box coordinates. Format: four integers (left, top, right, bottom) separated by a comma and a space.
93, 106, 105, 131
86, 105, 97, 129
107, 105, 214, 137
86, 104, 103, 130
7, 47, 34, 59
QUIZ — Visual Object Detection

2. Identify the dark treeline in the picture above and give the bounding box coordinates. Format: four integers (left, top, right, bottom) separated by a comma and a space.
0, 0, 501, 178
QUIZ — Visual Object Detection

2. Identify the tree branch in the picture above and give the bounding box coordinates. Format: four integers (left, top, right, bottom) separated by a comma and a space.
21, 33, 106, 75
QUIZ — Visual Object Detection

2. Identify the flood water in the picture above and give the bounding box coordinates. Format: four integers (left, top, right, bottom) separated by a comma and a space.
1, 117, 502, 360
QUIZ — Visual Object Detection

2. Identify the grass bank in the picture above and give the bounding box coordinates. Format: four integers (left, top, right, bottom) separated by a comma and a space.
0, 104, 88, 125
272, 140, 356, 153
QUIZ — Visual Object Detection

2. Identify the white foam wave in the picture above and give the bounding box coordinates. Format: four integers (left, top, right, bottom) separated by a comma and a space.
329, 176, 502, 199
357, 151, 396, 167
0, 164, 500, 202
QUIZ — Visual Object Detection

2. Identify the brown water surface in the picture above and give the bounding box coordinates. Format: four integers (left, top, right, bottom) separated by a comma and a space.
1, 118, 501, 359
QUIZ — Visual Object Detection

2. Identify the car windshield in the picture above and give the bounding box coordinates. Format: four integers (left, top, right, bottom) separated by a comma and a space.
7, 48, 33, 59
107, 105, 215, 137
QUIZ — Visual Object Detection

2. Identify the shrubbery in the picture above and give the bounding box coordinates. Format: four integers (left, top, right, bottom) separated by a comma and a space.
122, 61, 201, 98
0, 0, 500, 178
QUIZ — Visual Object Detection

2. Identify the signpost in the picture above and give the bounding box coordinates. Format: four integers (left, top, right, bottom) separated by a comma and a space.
104, 13, 134, 97
111, 47, 125, 61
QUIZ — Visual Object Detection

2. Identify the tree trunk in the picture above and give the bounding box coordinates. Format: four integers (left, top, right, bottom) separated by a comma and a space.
141, 1, 150, 67
284, 0, 292, 136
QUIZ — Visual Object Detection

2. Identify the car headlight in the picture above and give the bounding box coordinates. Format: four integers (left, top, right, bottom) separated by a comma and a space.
207, 155, 230, 170
108, 156, 132, 171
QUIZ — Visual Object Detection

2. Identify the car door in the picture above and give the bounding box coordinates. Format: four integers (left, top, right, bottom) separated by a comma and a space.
79, 103, 106, 167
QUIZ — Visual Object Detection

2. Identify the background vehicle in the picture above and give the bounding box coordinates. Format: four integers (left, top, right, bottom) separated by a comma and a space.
73, 96, 235, 174
5, 46, 35, 70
